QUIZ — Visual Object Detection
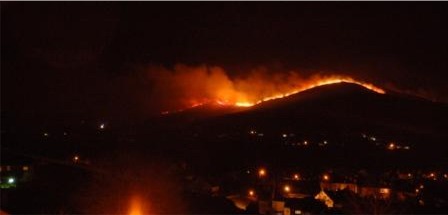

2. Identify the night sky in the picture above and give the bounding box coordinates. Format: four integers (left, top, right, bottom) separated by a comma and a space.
2, 2, 447, 125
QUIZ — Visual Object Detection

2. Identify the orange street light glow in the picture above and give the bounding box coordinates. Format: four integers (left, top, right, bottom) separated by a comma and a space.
258, 168, 266, 177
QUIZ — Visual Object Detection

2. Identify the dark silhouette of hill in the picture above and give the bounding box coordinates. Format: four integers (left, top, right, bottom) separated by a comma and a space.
158, 82, 448, 170
202, 82, 447, 140
137, 82, 447, 171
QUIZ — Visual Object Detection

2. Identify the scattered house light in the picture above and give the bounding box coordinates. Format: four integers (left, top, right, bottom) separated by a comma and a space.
293, 174, 300, 180
249, 130, 256, 135
303, 141, 308, 146
315, 190, 334, 208
419, 200, 425, 206
43, 132, 49, 137
7, 177, 15, 184
387, 142, 396, 150
22, 166, 29, 171
404, 146, 410, 150
380, 188, 390, 194
73, 155, 80, 163
63, 132, 68, 136
283, 185, 291, 192
323, 174, 330, 181
282, 134, 288, 138
415, 188, 419, 193
258, 168, 266, 177
419, 184, 424, 189
248, 189, 255, 197
99, 123, 106, 130
257, 133, 264, 137
370, 136, 376, 141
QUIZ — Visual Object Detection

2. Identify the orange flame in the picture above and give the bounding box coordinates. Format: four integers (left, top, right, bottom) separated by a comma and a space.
186, 77, 384, 109
248, 76, 385, 106
154, 65, 386, 113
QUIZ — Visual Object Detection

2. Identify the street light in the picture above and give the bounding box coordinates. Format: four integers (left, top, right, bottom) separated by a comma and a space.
258, 168, 266, 177
283, 185, 291, 193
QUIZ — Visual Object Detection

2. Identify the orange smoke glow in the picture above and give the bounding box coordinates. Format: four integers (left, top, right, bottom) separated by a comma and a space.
153, 65, 386, 113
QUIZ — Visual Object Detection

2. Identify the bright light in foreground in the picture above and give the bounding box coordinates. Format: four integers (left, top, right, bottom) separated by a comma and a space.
284, 185, 291, 192
128, 195, 144, 215
73, 155, 80, 162
99, 123, 105, 130
258, 168, 266, 177
323, 174, 330, 181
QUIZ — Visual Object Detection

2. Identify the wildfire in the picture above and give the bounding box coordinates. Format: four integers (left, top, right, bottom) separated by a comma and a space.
183, 77, 383, 110
247, 76, 385, 106
155, 65, 386, 114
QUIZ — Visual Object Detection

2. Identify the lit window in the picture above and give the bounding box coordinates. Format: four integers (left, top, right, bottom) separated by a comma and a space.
22, 166, 29, 171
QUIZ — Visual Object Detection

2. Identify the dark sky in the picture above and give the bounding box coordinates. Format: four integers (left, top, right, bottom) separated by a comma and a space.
2, 2, 447, 124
